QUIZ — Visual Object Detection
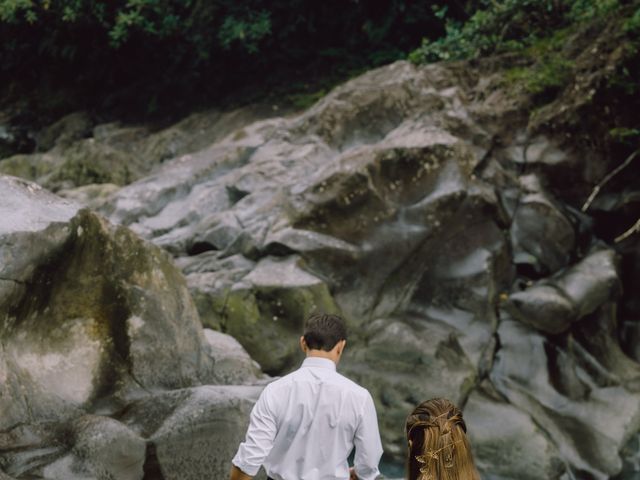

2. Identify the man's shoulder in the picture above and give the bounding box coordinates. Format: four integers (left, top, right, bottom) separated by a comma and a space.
262, 370, 296, 389
260, 366, 308, 393
333, 371, 372, 399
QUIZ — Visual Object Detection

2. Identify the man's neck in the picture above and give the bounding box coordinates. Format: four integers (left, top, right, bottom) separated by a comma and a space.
306, 350, 339, 364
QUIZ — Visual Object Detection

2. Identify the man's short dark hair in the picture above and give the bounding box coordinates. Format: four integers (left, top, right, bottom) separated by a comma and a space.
303, 313, 347, 351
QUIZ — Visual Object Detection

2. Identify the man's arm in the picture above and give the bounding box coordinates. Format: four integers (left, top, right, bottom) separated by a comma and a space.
229, 465, 252, 480
352, 393, 383, 480
230, 385, 278, 479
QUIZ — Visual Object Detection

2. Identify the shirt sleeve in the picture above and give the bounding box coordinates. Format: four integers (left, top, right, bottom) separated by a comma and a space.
353, 392, 383, 480
232, 385, 279, 476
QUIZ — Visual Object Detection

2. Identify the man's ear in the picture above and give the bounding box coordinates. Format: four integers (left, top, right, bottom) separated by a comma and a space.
300, 336, 307, 353
336, 339, 346, 356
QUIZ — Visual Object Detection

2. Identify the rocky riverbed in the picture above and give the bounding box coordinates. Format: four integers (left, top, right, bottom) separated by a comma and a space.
1, 11, 640, 480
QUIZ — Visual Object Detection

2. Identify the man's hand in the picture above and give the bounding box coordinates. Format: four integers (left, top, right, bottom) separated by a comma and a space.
229, 465, 252, 480
349, 467, 359, 480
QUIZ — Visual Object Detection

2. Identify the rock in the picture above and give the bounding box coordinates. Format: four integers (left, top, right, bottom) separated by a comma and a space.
203, 329, 264, 385
41, 415, 145, 480
97, 60, 513, 462
507, 285, 576, 334
139, 105, 277, 166
573, 304, 640, 391
118, 385, 265, 480
0, 105, 280, 195
57, 183, 121, 211
198, 255, 340, 375
343, 317, 479, 458
491, 317, 640, 478
0, 174, 271, 480
0, 141, 137, 192
510, 189, 576, 275
0, 201, 217, 426
506, 249, 621, 334
0, 423, 67, 478
554, 249, 622, 318
35, 112, 93, 152
465, 387, 566, 480
617, 433, 640, 480
0, 176, 81, 429
0, 153, 57, 185
0, 121, 35, 159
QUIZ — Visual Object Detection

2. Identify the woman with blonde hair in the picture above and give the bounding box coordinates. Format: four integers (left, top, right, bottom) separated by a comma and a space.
405, 398, 480, 480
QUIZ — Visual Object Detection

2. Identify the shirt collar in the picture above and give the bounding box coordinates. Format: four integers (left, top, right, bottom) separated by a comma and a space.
302, 357, 337, 371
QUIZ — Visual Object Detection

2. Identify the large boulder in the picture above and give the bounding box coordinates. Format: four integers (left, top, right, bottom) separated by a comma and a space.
465, 386, 566, 479
118, 385, 265, 480
506, 249, 622, 334
0, 175, 267, 479
491, 315, 640, 479
41, 415, 145, 480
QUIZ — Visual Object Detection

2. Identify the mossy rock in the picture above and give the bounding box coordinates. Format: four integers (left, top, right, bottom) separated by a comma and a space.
0, 153, 56, 181
198, 279, 339, 375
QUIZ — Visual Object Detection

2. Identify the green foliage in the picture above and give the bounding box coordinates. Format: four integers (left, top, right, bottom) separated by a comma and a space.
568, 0, 620, 20
0, 0, 34, 23
409, 0, 623, 64
502, 28, 575, 99
624, 6, 640, 32
609, 127, 640, 142
506, 56, 575, 97
0, 0, 452, 117
286, 89, 327, 110
217, 11, 271, 54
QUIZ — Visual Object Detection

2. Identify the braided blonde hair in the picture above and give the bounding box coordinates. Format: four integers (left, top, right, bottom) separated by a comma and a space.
405, 398, 480, 480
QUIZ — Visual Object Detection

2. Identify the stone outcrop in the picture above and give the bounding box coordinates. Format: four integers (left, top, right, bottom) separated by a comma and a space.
81, 55, 640, 479
0, 175, 267, 479
0, 105, 280, 192
66, 51, 637, 479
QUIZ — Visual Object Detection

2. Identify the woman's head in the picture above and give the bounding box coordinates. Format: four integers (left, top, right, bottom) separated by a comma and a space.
405, 398, 480, 480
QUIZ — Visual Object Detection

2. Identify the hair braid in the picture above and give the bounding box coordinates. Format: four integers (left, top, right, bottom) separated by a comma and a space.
405, 398, 480, 480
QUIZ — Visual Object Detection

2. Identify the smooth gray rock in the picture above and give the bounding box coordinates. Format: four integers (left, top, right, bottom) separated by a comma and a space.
0, 106, 278, 193
42, 415, 145, 480
506, 249, 621, 334
491, 317, 640, 478
212, 255, 339, 374
0, 176, 82, 429
119, 386, 265, 480
0, 204, 217, 431
35, 112, 93, 152
507, 285, 576, 334
0, 423, 67, 478
0, 470, 16, 480
0, 175, 266, 480
203, 329, 265, 385
465, 388, 566, 480
57, 183, 120, 211
510, 190, 576, 275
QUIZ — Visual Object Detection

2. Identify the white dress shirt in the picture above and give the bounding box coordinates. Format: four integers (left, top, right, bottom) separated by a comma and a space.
232, 357, 383, 480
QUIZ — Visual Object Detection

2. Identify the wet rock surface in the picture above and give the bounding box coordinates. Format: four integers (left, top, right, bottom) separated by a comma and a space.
87, 58, 639, 478
0, 175, 267, 479
0, 105, 280, 193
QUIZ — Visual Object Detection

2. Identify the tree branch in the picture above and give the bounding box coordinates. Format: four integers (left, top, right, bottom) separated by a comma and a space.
615, 217, 640, 243
582, 148, 640, 212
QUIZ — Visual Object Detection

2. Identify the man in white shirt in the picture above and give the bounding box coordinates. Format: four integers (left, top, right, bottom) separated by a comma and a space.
229, 313, 383, 480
